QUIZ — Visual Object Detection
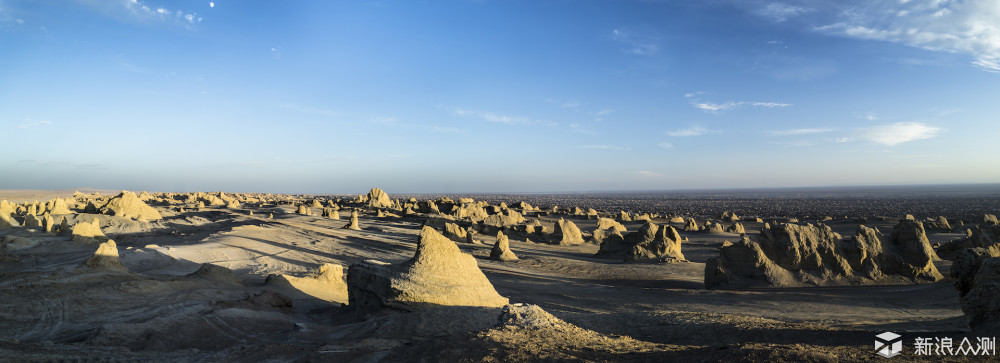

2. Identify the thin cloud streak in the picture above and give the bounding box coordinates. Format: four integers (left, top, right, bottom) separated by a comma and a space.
666, 126, 709, 137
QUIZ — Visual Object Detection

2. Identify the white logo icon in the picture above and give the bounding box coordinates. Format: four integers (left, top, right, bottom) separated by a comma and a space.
876, 332, 903, 358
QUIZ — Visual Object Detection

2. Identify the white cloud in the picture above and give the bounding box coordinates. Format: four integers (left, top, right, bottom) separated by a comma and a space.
578, 145, 632, 151
770, 127, 834, 135
860, 122, 942, 146
755, 3, 812, 22
812, 0, 1000, 72
657, 142, 674, 149
123, 0, 201, 26
611, 28, 659, 55
449, 107, 550, 126
568, 123, 598, 135
18, 119, 52, 129
430, 126, 464, 133
636, 170, 663, 177
595, 109, 615, 116
692, 101, 792, 111
667, 126, 708, 137
210, 2, 215, 8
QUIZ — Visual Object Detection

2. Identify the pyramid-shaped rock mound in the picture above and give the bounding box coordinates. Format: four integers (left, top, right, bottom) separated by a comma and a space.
100, 191, 162, 220
705, 221, 943, 289
490, 231, 518, 261
85, 240, 127, 271
346, 226, 509, 311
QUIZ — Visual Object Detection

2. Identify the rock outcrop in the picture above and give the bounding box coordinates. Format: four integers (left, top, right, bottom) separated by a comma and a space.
597, 221, 685, 263
71, 219, 109, 244
265, 263, 348, 303
100, 191, 162, 220
343, 210, 361, 230
489, 231, 518, 261
705, 221, 943, 288
952, 247, 1000, 335
346, 226, 509, 311
937, 224, 1000, 258
187, 263, 243, 286
553, 218, 584, 245
46, 198, 73, 215
365, 187, 393, 209
85, 240, 127, 271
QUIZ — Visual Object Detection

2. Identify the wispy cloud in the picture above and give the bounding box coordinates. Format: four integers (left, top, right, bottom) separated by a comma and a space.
636, 170, 663, 177
859, 122, 942, 146
754, 3, 812, 22
666, 126, 709, 137
657, 142, 674, 149
770, 127, 834, 136
120, 0, 202, 25
811, 1, 1000, 72
611, 28, 658, 55
568, 123, 598, 135
692, 101, 792, 111
18, 119, 51, 129
578, 145, 632, 151
449, 107, 554, 126
279, 104, 341, 117
430, 126, 465, 133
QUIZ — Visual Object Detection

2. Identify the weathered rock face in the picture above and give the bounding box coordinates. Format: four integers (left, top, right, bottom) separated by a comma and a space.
46, 198, 73, 215
187, 263, 243, 286
952, 247, 1000, 335
705, 221, 943, 289
23, 214, 42, 229
482, 210, 525, 229
265, 263, 348, 303
704, 222, 724, 234
443, 222, 468, 241
627, 223, 685, 263
683, 218, 699, 232
596, 218, 627, 233
489, 231, 518, 261
553, 218, 584, 245
366, 187, 393, 209
725, 222, 746, 234
984, 214, 999, 226
941, 224, 1000, 258
596, 221, 685, 263
100, 191, 162, 220
296, 205, 311, 215
85, 240, 126, 271
71, 219, 109, 244
343, 210, 361, 230
453, 202, 489, 221
668, 216, 686, 224
721, 211, 740, 222
346, 226, 509, 311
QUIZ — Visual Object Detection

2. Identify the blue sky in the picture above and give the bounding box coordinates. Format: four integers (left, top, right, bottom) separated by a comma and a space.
1, 0, 998, 193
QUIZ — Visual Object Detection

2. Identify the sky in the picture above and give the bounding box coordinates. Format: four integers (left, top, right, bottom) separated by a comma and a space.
1, 0, 998, 194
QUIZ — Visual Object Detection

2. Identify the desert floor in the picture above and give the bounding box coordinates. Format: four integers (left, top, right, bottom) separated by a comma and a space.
0, 190, 984, 362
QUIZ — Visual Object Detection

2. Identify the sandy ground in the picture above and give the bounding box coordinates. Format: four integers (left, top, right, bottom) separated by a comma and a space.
0, 191, 986, 361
